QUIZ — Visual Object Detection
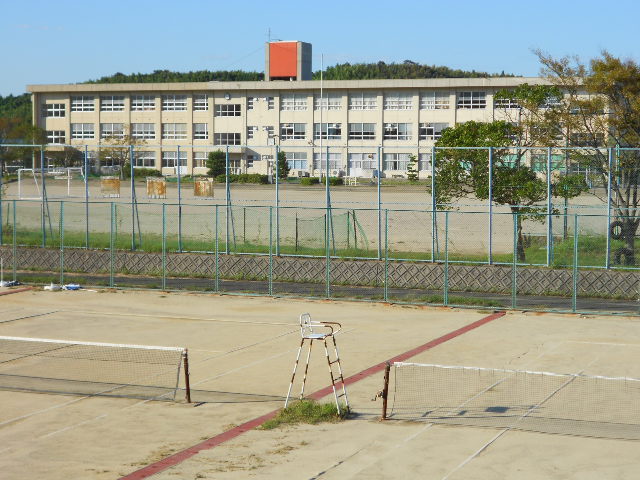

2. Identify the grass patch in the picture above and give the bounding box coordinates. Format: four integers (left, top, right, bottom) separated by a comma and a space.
259, 399, 348, 430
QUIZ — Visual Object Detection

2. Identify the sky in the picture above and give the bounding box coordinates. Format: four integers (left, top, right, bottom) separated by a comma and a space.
1, 0, 639, 97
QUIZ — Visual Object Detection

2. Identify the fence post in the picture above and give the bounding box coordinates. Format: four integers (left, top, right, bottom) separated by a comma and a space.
41, 148, 46, 248
605, 147, 613, 269
84, 144, 89, 249
572, 214, 578, 312
488, 146, 493, 265
162, 203, 166, 291
444, 211, 449, 306
325, 203, 331, 299
431, 146, 437, 263
269, 206, 273, 296
546, 147, 553, 267
384, 209, 389, 302
225, 145, 230, 254
12, 200, 17, 282
59, 201, 64, 285
377, 145, 382, 260
109, 202, 115, 287
0, 156, 3, 246
512, 213, 518, 309
130, 145, 136, 251
177, 144, 183, 253
275, 145, 280, 256
214, 205, 219, 292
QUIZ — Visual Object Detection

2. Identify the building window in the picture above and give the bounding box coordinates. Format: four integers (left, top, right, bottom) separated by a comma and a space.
100, 96, 125, 112
457, 91, 486, 109
419, 123, 448, 140
100, 123, 125, 139
280, 123, 306, 140
193, 94, 208, 111
348, 92, 377, 110
215, 103, 241, 116
71, 96, 94, 112
134, 151, 156, 168
193, 151, 207, 168
314, 93, 342, 110
267, 96, 275, 109
418, 153, 432, 171
193, 123, 209, 140
247, 126, 258, 140
131, 95, 155, 111
71, 123, 94, 139
383, 123, 412, 140
313, 152, 342, 170
162, 123, 187, 140
383, 153, 411, 170
313, 123, 342, 140
264, 126, 275, 139
286, 152, 308, 170
247, 97, 256, 110
162, 94, 187, 111
280, 93, 307, 111
214, 133, 241, 145
246, 154, 258, 168
46, 130, 65, 144
131, 123, 155, 140
161, 150, 187, 168
42, 103, 65, 117
348, 123, 375, 140
420, 91, 450, 110
384, 92, 413, 110
494, 97, 520, 109
348, 153, 377, 170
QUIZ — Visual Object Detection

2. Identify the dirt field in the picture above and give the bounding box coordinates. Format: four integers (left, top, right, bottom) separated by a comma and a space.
1, 287, 639, 479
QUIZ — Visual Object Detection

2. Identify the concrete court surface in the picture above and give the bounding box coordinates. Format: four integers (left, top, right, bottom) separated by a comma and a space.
0, 287, 638, 479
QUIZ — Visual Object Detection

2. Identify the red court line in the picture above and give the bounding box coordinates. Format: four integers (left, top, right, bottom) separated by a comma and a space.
120, 310, 505, 480
0, 287, 32, 296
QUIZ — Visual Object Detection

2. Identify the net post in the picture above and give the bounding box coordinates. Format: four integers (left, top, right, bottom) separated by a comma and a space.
381, 361, 391, 420
183, 348, 191, 403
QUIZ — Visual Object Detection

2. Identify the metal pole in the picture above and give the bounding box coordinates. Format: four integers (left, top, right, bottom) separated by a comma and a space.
512, 212, 518, 309
0, 153, 3, 245
444, 211, 449, 306
275, 144, 280, 256
214, 205, 219, 292
183, 350, 191, 404
546, 147, 553, 266
177, 145, 182, 253
59, 201, 64, 285
40, 148, 46, 247
162, 203, 166, 290
109, 202, 115, 287
130, 145, 136, 251
225, 145, 230, 254
384, 208, 388, 302
84, 144, 89, 249
488, 147, 493, 264
269, 206, 273, 296
572, 214, 578, 312
12, 200, 16, 281
381, 362, 390, 420
377, 145, 382, 260
431, 146, 436, 262
605, 147, 613, 269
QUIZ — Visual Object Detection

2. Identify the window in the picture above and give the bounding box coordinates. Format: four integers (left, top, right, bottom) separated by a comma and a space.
267, 96, 275, 109
71, 123, 94, 139
313, 123, 341, 140
131, 95, 155, 111
286, 152, 308, 169
247, 97, 256, 110
313, 152, 342, 170
348, 92, 377, 110
348, 123, 375, 140
193, 152, 207, 168
193, 94, 208, 111
264, 126, 275, 139
100, 96, 125, 111
420, 91, 450, 110
133, 151, 156, 168
280, 123, 306, 140
193, 123, 209, 140
71, 96, 94, 112
246, 154, 257, 169
42, 103, 65, 117
46, 130, 65, 144
280, 93, 307, 111
384, 92, 413, 110
161, 150, 187, 168
247, 126, 258, 140
162, 123, 187, 140
214, 133, 241, 145
100, 123, 124, 139
348, 153, 377, 170
457, 91, 486, 109
570, 132, 605, 147
419, 122, 448, 140
383, 123, 412, 140
531, 154, 564, 172
161, 94, 187, 111
494, 97, 520, 109
418, 153, 432, 172
314, 93, 342, 110
215, 104, 241, 116
131, 123, 155, 139
384, 153, 411, 170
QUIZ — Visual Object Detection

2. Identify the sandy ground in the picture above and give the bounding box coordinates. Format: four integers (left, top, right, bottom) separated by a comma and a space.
0, 288, 639, 479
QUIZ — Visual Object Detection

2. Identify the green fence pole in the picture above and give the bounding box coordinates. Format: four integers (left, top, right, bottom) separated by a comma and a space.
325, 203, 331, 299
59, 202, 64, 285
109, 202, 115, 287
512, 213, 518, 309
225, 145, 230, 254
488, 146, 493, 265
384, 209, 389, 302
162, 204, 166, 290
84, 144, 89, 249
12, 200, 16, 282
431, 146, 437, 263
214, 205, 219, 292
605, 147, 613, 269
269, 206, 273, 296
444, 211, 449, 306
377, 145, 382, 260
546, 147, 553, 266
572, 214, 578, 312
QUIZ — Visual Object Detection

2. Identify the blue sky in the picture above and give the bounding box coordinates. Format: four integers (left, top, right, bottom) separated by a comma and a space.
1, 0, 639, 96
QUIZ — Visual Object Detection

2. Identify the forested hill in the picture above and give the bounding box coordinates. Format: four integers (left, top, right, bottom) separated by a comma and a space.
84, 69, 264, 84
0, 94, 31, 123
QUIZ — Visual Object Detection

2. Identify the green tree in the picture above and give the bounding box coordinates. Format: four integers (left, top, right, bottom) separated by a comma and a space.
407, 154, 418, 182
206, 150, 226, 177
435, 121, 585, 261
277, 150, 290, 179
0, 118, 46, 174
98, 126, 147, 177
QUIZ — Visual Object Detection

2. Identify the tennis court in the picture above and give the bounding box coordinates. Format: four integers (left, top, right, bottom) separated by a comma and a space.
0, 287, 638, 479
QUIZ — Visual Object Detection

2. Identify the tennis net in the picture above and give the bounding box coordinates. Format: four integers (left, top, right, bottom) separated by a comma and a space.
387, 362, 640, 440
0, 335, 189, 401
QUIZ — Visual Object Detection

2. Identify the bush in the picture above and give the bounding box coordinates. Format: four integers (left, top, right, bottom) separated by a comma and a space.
321, 177, 344, 186
300, 177, 320, 186
122, 166, 163, 179
214, 173, 268, 184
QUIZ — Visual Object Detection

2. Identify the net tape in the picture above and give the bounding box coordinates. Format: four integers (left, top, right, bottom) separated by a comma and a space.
390, 362, 640, 440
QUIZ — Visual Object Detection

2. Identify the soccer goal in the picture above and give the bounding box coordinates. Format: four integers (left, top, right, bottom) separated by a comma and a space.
18, 167, 86, 199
